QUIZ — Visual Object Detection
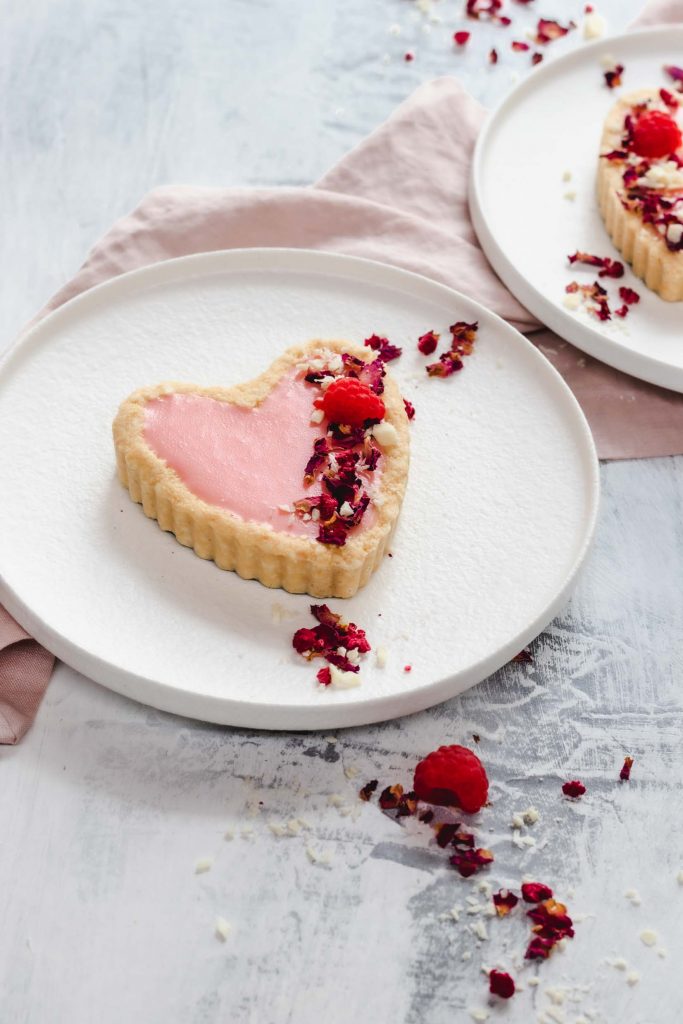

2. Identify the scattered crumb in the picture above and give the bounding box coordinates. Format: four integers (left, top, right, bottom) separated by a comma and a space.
599, 52, 617, 70
328, 794, 345, 808
624, 888, 641, 906
375, 646, 388, 668
562, 170, 572, 182
657, 948, 668, 959
511, 813, 525, 830
563, 292, 582, 310
195, 857, 214, 875
626, 971, 640, 986
545, 1008, 566, 1024
388, 22, 402, 36
323, 735, 337, 744
470, 920, 488, 942
677, 870, 683, 885
564, 190, 577, 201
344, 765, 359, 779
469, 1011, 488, 1023
608, 957, 627, 971
450, 904, 463, 922
223, 829, 235, 841
215, 917, 231, 942
528, 978, 540, 988
240, 827, 254, 841
545, 988, 566, 1005
583, 11, 606, 39
306, 845, 332, 866
462, 949, 472, 961
640, 929, 657, 947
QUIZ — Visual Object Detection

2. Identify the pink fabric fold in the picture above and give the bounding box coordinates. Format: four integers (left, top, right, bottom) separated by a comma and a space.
3, 0, 681, 741
0, 606, 54, 744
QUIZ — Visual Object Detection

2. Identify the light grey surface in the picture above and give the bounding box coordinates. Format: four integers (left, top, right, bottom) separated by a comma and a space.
2, 2, 679, 1023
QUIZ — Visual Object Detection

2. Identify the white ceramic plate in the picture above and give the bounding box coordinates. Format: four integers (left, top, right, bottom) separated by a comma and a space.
0, 249, 598, 729
470, 26, 683, 393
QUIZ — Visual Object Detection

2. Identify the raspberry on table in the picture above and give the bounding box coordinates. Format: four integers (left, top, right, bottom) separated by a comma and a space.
413, 744, 489, 813
631, 110, 682, 159
320, 377, 386, 427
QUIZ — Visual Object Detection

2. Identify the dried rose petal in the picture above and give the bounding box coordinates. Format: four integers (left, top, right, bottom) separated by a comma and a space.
489, 48, 499, 65
417, 330, 440, 355
454, 30, 471, 46
619, 286, 640, 305
449, 847, 494, 878
512, 648, 533, 663
521, 882, 554, 904
528, 898, 575, 941
525, 935, 555, 960
604, 64, 625, 89
293, 604, 370, 674
466, 0, 505, 20
426, 353, 463, 378
568, 251, 625, 279
489, 969, 515, 999
614, 305, 629, 318
434, 822, 462, 848
379, 784, 404, 810
449, 320, 478, 354
534, 18, 573, 44
493, 889, 519, 917
664, 65, 683, 90
419, 809, 434, 823
316, 666, 331, 686
359, 779, 378, 801
453, 830, 475, 848
364, 334, 402, 363
403, 398, 415, 421
512, 40, 530, 52
531, 52, 544, 65
562, 779, 586, 798
404, 51, 415, 63
620, 755, 634, 781
396, 790, 418, 818
660, 88, 679, 109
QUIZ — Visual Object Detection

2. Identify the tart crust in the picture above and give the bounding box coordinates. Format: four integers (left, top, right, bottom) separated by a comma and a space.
112, 339, 410, 599
597, 88, 683, 301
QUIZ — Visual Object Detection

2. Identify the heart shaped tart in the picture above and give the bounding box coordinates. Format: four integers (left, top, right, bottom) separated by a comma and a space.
598, 88, 683, 300
112, 340, 410, 598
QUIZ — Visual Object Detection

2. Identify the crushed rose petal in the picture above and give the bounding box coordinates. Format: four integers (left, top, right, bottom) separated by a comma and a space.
493, 889, 519, 917
562, 779, 586, 798
454, 30, 471, 46
489, 969, 516, 999
619, 286, 640, 305
664, 65, 683, 91
316, 666, 332, 686
449, 847, 494, 878
359, 779, 379, 801
379, 784, 404, 810
620, 755, 634, 781
568, 251, 625, 278
417, 330, 440, 355
364, 333, 402, 363
521, 882, 554, 904
419, 809, 435, 824
403, 398, 415, 421
534, 18, 574, 44
604, 63, 625, 89
660, 88, 679, 109
489, 48, 499, 65
531, 51, 544, 65
512, 648, 533, 663
292, 604, 371, 674
512, 40, 530, 52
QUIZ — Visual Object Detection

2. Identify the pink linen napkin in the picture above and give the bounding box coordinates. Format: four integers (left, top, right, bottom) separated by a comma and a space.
2, 0, 680, 742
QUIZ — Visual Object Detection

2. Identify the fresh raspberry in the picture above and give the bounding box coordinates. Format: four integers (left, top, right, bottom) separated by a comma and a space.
631, 110, 682, 159
320, 377, 385, 427
413, 744, 489, 813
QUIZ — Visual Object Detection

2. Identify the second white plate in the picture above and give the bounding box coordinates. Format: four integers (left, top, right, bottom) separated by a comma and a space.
471, 26, 683, 393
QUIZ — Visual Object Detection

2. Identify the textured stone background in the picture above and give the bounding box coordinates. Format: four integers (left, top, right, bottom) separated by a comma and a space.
2, 2, 680, 1023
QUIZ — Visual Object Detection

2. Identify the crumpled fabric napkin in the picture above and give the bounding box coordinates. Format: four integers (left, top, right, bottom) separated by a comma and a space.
2, 0, 680, 742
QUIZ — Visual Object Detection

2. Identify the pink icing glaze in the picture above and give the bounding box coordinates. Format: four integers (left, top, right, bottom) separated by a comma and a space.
142, 372, 376, 538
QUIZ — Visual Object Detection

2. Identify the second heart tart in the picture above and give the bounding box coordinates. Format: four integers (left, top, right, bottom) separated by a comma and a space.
597, 87, 683, 300
112, 339, 410, 599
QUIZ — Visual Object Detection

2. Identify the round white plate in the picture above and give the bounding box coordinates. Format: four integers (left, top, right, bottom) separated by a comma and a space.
0, 249, 598, 729
470, 26, 683, 393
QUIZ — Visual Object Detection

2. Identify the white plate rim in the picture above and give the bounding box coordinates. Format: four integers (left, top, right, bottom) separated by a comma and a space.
469, 25, 683, 394
0, 247, 600, 730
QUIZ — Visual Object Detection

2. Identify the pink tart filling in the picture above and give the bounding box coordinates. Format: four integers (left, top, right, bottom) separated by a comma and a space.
142, 373, 377, 538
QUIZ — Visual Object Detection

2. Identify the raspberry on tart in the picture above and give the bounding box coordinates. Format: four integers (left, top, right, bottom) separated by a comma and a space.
597, 88, 683, 301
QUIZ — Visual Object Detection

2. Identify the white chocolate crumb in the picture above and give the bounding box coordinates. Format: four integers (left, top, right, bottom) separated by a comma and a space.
511, 813, 525, 830
583, 11, 606, 39
344, 765, 359, 779
626, 971, 640, 986
562, 170, 572, 182
195, 857, 214, 874
223, 829, 235, 841
268, 822, 288, 837
376, 646, 388, 668
469, 1010, 488, 1023
563, 190, 577, 201
528, 977, 540, 987
372, 421, 399, 448
215, 917, 231, 942
449, 904, 462, 922
640, 929, 657, 946
522, 807, 540, 825
608, 957, 628, 970
624, 888, 641, 906
545, 988, 566, 1005
462, 950, 472, 961
323, 735, 337, 743
327, 794, 345, 807
563, 292, 582, 310
599, 52, 617, 69
677, 870, 683, 885
545, 1009, 566, 1024
329, 665, 361, 689
309, 409, 324, 425
388, 22, 402, 35
306, 845, 332, 866
470, 920, 488, 941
